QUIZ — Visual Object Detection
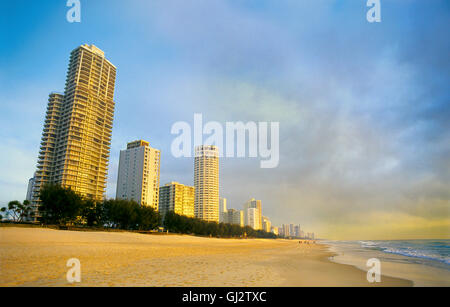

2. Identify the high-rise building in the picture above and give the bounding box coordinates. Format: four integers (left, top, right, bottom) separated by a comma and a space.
223, 209, 244, 227
244, 198, 262, 230
271, 226, 279, 236
289, 224, 295, 237
282, 224, 290, 237
31, 44, 117, 217
294, 225, 301, 238
247, 208, 260, 230
159, 182, 195, 217
262, 216, 271, 233
26, 175, 35, 202
219, 197, 227, 223
194, 145, 219, 222
116, 140, 160, 210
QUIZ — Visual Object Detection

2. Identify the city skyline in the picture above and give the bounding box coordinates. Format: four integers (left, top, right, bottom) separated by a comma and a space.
1, 1, 449, 240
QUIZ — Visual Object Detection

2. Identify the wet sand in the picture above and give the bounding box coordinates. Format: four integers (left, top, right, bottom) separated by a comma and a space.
0, 227, 412, 287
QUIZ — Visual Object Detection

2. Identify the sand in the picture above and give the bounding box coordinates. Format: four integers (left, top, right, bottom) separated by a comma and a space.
0, 227, 412, 287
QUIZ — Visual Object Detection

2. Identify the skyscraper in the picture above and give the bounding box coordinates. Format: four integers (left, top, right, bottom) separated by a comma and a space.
25, 175, 35, 202
116, 140, 161, 210
159, 182, 195, 217
262, 216, 271, 233
294, 224, 301, 238
282, 224, 290, 237
223, 209, 244, 227
289, 224, 295, 238
194, 145, 219, 222
271, 226, 279, 236
247, 208, 260, 230
244, 198, 262, 230
31, 44, 117, 216
219, 197, 227, 223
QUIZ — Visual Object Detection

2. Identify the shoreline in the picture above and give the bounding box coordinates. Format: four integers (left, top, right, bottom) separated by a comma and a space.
325, 240, 450, 287
0, 227, 412, 287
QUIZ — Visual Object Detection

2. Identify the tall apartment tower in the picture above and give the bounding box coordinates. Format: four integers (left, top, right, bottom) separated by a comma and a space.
223, 209, 244, 227
244, 198, 262, 230
194, 145, 219, 222
25, 175, 35, 202
262, 216, 271, 233
116, 140, 161, 210
219, 197, 227, 223
31, 44, 117, 215
159, 182, 195, 217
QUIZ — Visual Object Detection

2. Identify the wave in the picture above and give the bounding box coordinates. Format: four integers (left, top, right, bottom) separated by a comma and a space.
358, 240, 450, 266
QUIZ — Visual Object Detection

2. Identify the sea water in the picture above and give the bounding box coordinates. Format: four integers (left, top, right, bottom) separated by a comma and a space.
324, 239, 450, 286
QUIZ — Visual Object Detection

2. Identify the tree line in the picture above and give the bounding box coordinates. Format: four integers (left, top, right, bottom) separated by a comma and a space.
1, 185, 160, 230
1, 184, 277, 239
163, 211, 277, 238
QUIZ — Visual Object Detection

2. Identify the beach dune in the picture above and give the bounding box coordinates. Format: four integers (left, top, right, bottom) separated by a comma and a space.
0, 227, 411, 287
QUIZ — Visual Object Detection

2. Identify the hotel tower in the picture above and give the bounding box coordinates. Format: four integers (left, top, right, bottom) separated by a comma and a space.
194, 145, 219, 222
31, 44, 117, 216
116, 140, 161, 210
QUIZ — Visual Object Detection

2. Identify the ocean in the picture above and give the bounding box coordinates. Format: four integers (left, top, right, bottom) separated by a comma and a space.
324, 239, 450, 286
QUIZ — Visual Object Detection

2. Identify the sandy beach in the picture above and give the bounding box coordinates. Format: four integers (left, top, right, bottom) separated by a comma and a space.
0, 227, 412, 287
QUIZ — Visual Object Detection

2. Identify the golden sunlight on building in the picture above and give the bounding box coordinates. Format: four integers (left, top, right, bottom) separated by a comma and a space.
194, 145, 219, 222
116, 140, 161, 210
159, 182, 195, 218
32, 45, 117, 217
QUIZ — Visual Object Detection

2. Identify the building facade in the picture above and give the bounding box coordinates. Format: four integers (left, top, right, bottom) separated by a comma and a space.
223, 209, 244, 227
26, 175, 35, 202
219, 197, 227, 223
244, 198, 262, 230
31, 44, 117, 217
159, 182, 195, 217
194, 145, 219, 222
282, 224, 290, 237
116, 140, 160, 210
271, 226, 279, 236
262, 216, 271, 233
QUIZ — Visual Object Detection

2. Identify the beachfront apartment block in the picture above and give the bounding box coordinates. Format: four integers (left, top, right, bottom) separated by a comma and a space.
281, 224, 290, 237
116, 140, 161, 210
262, 216, 271, 233
247, 208, 261, 230
280, 224, 305, 238
30, 44, 117, 218
271, 226, 280, 236
159, 182, 195, 218
219, 197, 227, 223
244, 198, 262, 230
26, 175, 35, 202
194, 145, 219, 222
223, 208, 244, 227
294, 225, 301, 238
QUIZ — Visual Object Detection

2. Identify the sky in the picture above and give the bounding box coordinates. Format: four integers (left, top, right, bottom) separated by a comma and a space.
0, 0, 449, 240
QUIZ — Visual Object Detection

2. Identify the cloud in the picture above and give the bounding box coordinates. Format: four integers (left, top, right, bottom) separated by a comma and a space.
122, 0, 450, 238
1, 0, 449, 239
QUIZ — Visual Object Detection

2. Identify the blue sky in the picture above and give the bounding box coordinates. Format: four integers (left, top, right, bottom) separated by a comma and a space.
0, 0, 449, 239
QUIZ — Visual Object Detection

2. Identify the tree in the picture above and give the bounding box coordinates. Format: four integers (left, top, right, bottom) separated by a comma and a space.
39, 184, 84, 225
0, 207, 4, 221
138, 206, 161, 230
162, 212, 277, 239
6, 200, 33, 222
81, 199, 103, 227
